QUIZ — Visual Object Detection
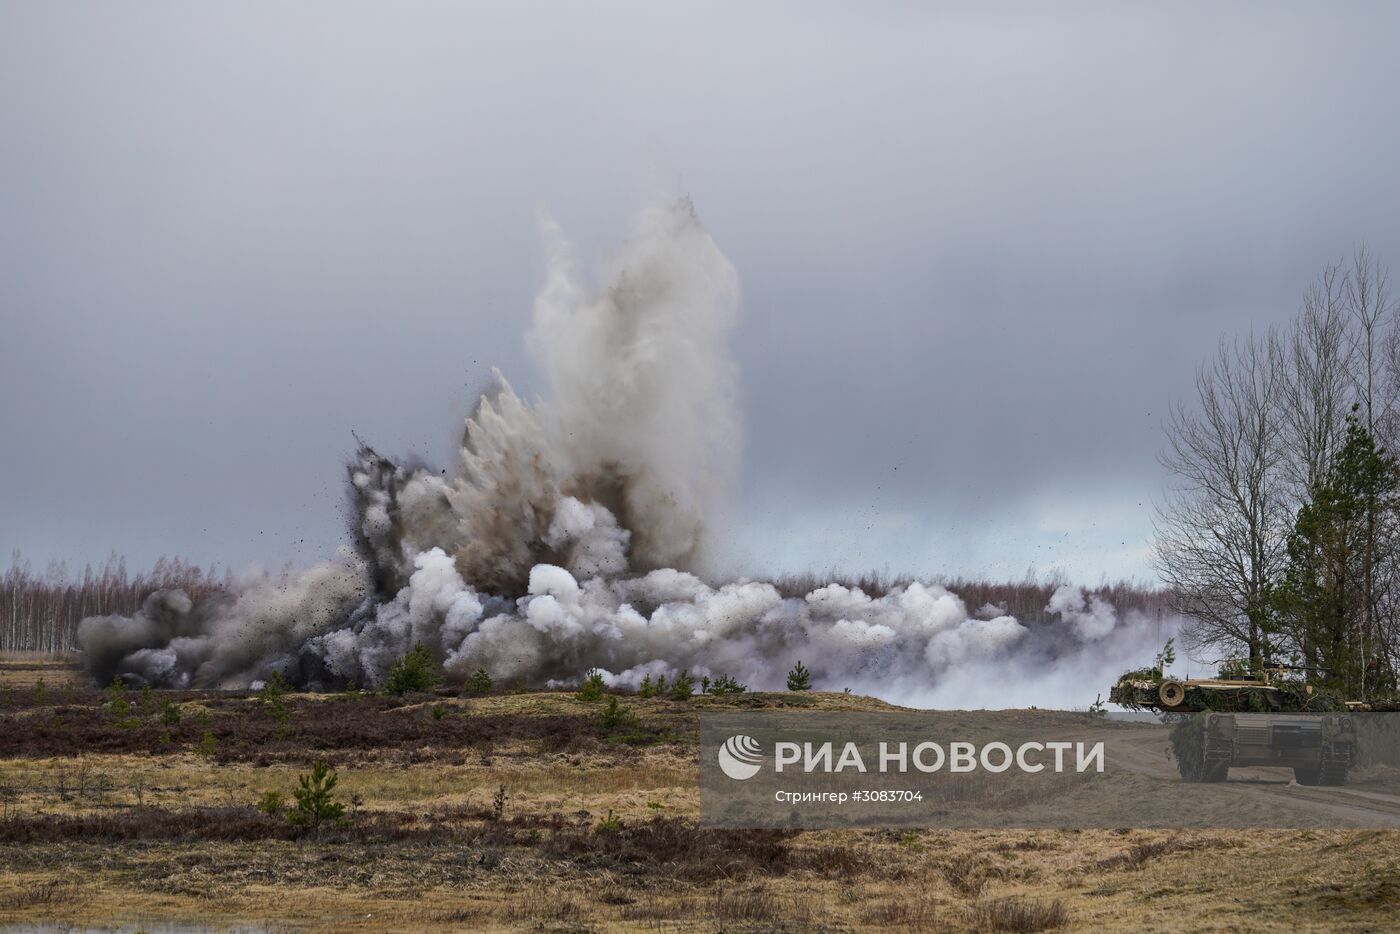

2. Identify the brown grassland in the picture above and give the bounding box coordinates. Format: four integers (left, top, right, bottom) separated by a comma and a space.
1, 654, 1397, 933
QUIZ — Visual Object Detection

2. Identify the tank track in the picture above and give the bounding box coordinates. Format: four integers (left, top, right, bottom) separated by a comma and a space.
1294, 742, 1352, 786
1179, 727, 1232, 782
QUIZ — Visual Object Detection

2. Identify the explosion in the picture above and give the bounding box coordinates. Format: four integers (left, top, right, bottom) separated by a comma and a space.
77, 199, 1172, 706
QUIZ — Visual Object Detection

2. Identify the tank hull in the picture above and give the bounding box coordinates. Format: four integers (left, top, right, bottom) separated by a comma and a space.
1172, 711, 1355, 785
1111, 674, 1357, 785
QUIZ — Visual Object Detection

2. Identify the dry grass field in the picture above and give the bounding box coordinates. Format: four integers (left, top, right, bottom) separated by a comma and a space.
0, 654, 82, 690
1, 654, 1397, 933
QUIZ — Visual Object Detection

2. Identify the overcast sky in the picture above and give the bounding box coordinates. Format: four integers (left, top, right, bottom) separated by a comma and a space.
4, 2, 1400, 585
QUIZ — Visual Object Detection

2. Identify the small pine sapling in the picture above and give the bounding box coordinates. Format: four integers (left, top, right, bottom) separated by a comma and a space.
105, 678, 134, 727
385, 643, 442, 696
669, 670, 696, 700
787, 661, 813, 692
258, 671, 291, 739
290, 760, 346, 833
1088, 694, 1107, 717
465, 667, 493, 696
576, 668, 607, 702
160, 701, 181, 726
706, 674, 747, 696
598, 695, 638, 733
197, 726, 218, 759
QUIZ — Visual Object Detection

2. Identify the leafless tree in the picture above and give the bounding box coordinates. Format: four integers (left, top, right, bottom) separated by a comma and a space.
1347, 248, 1400, 693
1347, 246, 1396, 434
1154, 333, 1289, 665
1278, 261, 1351, 499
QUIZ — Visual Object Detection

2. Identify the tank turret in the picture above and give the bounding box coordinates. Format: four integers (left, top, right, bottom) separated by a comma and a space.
1109, 670, 1351, 714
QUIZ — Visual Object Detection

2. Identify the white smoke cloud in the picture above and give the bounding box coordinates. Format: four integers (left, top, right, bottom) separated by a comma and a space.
1047, 584, 1118, 640
76, 199, 1175, 706
527, 199, 740, 574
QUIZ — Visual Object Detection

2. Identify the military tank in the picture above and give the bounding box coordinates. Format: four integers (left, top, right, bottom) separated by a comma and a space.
1110, 669, 1357, 785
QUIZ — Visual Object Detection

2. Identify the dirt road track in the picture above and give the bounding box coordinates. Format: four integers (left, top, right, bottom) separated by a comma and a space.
1103, 726, 1400, 827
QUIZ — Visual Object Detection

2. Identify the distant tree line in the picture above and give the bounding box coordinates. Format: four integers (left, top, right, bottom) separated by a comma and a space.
0, 552, 229, 654
1156, 247, 1400, 698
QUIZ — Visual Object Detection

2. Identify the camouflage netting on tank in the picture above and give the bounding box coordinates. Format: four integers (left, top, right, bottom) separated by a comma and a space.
1168, 715, 1206, 778
1181, 682, 1348, 713
1110, 671, 1351, 713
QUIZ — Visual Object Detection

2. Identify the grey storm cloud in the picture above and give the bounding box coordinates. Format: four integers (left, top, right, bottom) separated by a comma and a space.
3, 1, 1400, 584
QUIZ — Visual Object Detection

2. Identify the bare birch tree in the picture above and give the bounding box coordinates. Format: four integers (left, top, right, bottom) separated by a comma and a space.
1279, 261, 1351, 499
1154, 333, 1289, 666
1347, 246, 1395, 433
1346, 247, 1400, 690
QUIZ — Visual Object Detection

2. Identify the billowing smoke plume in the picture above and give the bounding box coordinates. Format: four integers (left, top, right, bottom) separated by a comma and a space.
77, 199, 1175, 706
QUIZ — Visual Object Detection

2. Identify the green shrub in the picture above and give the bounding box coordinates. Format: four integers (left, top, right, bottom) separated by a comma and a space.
258, 671, 291, 738
160, 701, 181, 727
786, 661, 812, 692
638, 674, 656, 698
105, 678, 134, 727
197, 726, 218, 759
596, 809, 623, 831
139, 684, 155, 717
598, 695, 638, 732
258, 671, 288, 700
431, 703, 447, 721
290, 760, 346, 832
32, 678, 47, 706
669, 670, 696, 700
706, 674, 747, 696
576, 668, 608, 702
256, 790, 286, 815
465, 667, 493, 696
385, 643, 442, 696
